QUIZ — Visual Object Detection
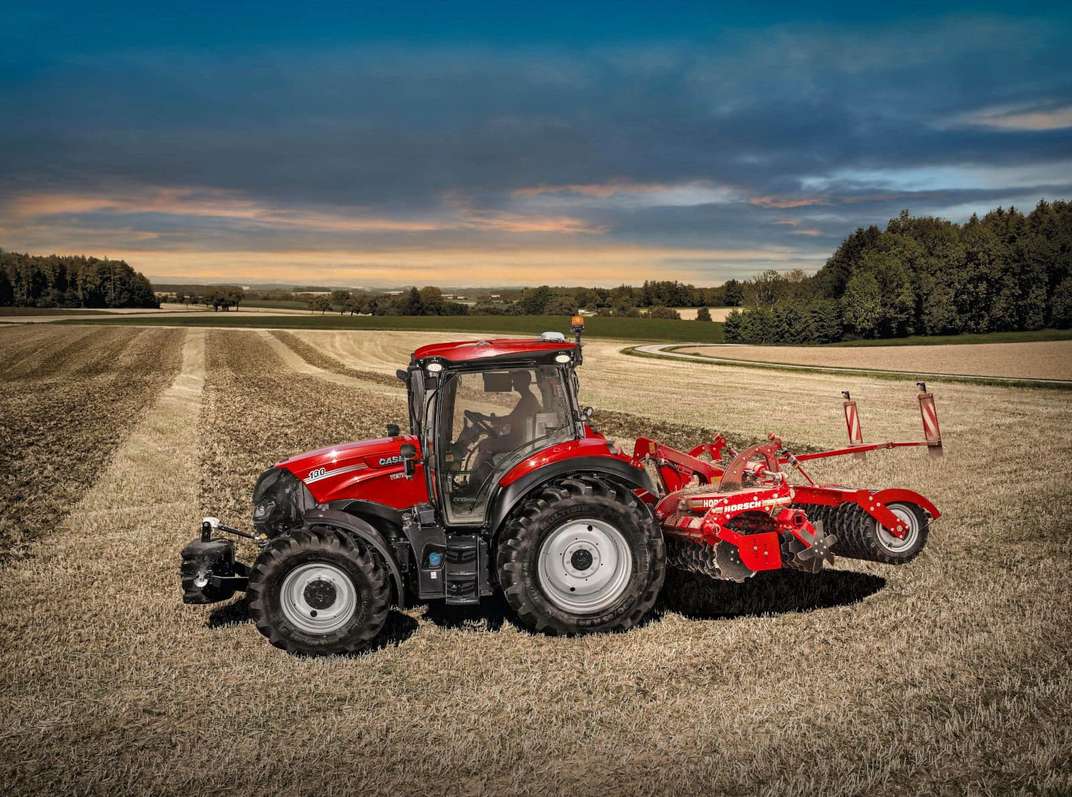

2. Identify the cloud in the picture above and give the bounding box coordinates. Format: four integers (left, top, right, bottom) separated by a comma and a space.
1, 13, 1070, 284
750, 196, 826, 209
3, 187, 605, 237
947, 102, 1072, 132
513, 180, 738, 207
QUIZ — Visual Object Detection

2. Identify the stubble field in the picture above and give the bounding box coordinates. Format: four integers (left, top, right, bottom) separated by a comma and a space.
1, 324, 1070, 796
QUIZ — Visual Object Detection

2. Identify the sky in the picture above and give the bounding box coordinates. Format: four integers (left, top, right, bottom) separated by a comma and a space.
1, 1, 1071, 288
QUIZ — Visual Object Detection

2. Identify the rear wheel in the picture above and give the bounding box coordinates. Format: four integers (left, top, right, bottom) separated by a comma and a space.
496, 475, 664, 634
247, 526, 389, 655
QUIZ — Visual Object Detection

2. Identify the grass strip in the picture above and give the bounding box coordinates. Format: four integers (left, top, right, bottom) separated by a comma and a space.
53, 312, 726, 342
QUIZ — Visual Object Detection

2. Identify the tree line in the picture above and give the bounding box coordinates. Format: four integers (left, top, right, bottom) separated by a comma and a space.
0, 250, 158, 309
307, 287, 470, 316
470, 281, 734, 316
282, 281, 734, 318
172, 287, 245, 311
725, 200, 1072, 344
297, 285, 719, 319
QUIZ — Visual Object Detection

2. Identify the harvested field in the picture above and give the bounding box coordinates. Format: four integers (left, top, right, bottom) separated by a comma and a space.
268, 329, 401, 386
670, 306, 735, 321
677, 340, 1072, 381
0, 325, 183, 563
1, 326, 1070, 795
201, 330, 404, 524
290, 331, 969, 448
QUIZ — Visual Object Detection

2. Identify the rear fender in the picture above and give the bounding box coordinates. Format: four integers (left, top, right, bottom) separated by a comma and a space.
303, 508, 405, 604
486, 456, 656, 539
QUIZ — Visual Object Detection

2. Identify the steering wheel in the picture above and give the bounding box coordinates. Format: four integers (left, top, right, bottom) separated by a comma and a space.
464, 409, 499, 436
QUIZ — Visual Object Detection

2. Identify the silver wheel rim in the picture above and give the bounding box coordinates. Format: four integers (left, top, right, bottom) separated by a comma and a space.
876, 504, 919, 553
537, 518, 633, 614
280, 563, 358, 634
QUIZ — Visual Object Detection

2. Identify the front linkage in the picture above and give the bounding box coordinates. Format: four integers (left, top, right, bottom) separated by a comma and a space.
180, 518, 261, 605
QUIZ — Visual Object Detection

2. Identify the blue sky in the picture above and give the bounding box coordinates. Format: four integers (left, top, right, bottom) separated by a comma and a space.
1, 2, 1070, 286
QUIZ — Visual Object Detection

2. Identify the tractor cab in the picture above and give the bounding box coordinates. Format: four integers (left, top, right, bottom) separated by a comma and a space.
400, 330, 585, 527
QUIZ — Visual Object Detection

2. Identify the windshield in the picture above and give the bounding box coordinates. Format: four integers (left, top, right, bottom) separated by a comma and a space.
407, 367, 425, 435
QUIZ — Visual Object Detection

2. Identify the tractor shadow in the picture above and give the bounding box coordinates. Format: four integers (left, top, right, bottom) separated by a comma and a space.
207, 597, 420, 654
422, 593, 521, 634
657, 568, 886, 620
205, 569, 886, 647
422, 569, 886, 634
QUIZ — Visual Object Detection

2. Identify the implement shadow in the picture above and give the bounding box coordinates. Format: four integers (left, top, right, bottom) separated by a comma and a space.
659, 568, 886, 620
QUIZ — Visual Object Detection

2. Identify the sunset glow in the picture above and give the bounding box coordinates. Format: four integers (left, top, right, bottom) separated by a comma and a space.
1, 4, 1069, 286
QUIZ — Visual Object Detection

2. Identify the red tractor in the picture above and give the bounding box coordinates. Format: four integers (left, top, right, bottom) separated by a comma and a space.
181, 320, 943, 655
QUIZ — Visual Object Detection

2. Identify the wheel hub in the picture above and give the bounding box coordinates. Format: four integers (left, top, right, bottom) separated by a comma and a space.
877, 504, 919, 552
537, 518, 633, 614
302, 578, 337, 610
280, 563, 358, 634
570, 548, 594, 571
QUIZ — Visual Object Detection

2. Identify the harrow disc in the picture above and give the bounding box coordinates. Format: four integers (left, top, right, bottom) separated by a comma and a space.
665, 537, 756, 582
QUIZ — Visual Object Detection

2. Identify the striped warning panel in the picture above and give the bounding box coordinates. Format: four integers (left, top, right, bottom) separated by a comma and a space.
918, 392, 942, 447
843, 399, 863, 445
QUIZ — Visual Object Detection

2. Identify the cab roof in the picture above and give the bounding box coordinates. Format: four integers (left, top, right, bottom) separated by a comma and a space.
411, 337, 578, 366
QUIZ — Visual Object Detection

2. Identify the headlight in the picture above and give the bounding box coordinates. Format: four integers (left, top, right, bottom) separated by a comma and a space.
253, 500, 276, 520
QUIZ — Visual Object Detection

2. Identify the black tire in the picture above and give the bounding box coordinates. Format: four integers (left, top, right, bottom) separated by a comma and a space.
835, 501, 929, 565
496, 475, 665, 635
247, 526, 390, 655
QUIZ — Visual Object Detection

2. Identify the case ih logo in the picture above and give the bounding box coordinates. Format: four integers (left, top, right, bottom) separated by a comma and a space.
378, 455, 404, 466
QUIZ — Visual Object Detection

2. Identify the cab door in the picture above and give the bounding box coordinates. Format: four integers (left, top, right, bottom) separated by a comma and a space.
436, 366, 575, 526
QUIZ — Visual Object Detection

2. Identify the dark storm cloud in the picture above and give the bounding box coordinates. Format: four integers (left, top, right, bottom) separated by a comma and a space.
1, 11, 1070, 283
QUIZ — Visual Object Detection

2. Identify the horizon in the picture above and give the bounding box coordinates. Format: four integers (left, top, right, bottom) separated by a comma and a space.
2, 2, 1070, 286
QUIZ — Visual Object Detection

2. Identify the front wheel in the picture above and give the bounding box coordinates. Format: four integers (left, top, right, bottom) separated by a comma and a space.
247, 526, 389, 655
496, 475, 665, 635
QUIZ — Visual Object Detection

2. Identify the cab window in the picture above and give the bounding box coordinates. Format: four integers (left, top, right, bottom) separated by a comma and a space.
439, 366, 572, 523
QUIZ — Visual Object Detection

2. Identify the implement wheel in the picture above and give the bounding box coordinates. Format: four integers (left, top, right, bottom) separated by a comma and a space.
839, 501, 929, 565
247, 526, 389, 655
496, 475, 664, 635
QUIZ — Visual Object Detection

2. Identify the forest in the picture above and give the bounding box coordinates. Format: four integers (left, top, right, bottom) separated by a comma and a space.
724, 200, 1072, 343
0, 251, 158, 309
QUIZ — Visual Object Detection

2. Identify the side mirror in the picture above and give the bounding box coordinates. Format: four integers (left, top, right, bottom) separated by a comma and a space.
396, 369, 409, 383
582, 406, 594, 421
386, 423, 400, 437
400, 442, 418, 477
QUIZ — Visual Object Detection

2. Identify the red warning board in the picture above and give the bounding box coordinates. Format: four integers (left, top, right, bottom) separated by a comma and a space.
842, 393, 865, 460
917, 388, 943, 456
843, 399, 863, 445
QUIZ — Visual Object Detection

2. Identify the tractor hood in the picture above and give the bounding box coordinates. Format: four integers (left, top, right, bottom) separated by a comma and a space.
278, 436, 414, 483
274, 435, 427, 508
